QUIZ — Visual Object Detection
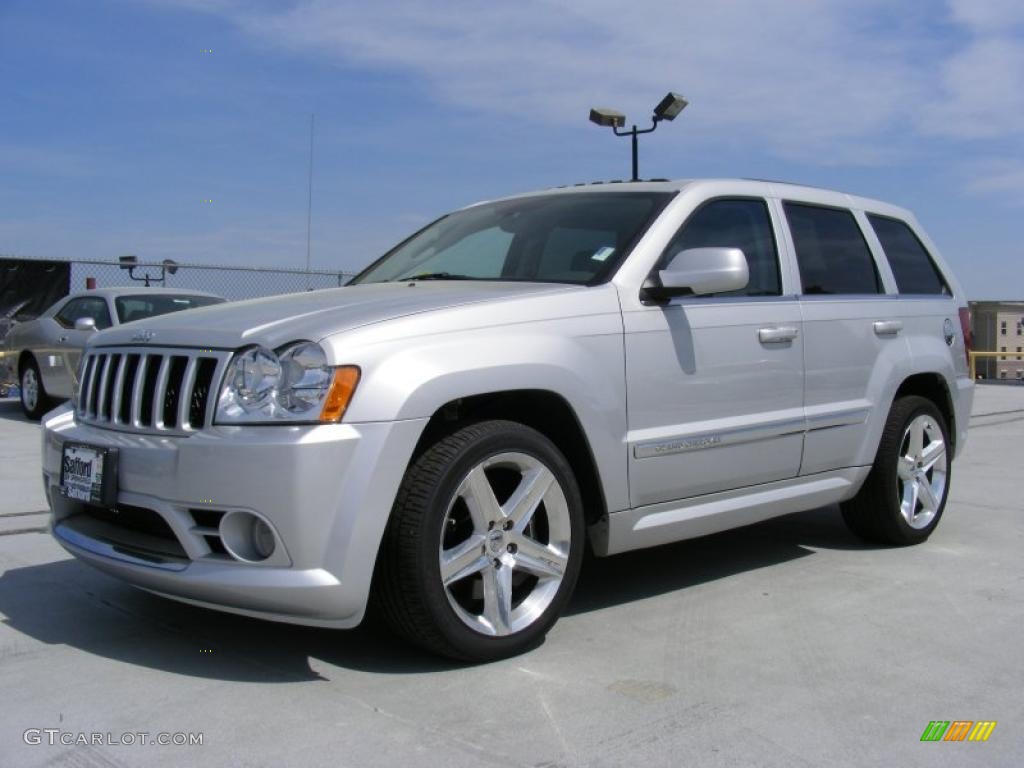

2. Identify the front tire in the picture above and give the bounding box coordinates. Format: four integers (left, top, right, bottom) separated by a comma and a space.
841, 396, 951, 545
375, 420, 585, 662
19, 357, 53, 420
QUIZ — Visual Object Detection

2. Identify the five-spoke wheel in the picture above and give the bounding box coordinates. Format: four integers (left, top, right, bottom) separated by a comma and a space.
439, 452, 571, 637
842, 395, 951, 545
376, 420, 583, 661
896, 413, 947, 530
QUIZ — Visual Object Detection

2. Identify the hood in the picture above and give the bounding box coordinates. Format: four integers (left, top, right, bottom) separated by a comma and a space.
91, 281, 578, 350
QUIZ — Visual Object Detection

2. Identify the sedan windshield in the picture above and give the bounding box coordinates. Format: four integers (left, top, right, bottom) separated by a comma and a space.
351, 192, 674, 285
114, 294, 224, 324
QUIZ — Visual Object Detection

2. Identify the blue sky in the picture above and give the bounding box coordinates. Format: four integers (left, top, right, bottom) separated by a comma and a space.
1, 0, 1023, 299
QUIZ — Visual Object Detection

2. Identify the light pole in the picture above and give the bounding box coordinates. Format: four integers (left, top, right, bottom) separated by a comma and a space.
589, 92, 688, 181
118, 255, 179, 287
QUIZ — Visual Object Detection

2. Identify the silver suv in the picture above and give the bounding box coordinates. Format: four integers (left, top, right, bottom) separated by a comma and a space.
41, 179, 974, 661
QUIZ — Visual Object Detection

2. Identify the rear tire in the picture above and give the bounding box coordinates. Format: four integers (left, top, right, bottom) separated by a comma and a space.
841, 396, 951, 545
19, 357, 54, 420
375, 420, 584, 662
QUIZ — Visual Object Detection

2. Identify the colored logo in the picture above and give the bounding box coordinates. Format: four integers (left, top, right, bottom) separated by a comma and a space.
920, 721, 997, 742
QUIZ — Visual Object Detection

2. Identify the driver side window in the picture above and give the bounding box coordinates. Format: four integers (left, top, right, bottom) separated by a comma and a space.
55, 297, 112, 330
658, 198, 782, 297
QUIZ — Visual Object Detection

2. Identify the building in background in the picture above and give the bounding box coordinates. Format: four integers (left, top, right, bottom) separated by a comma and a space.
971, 301, 1024, 380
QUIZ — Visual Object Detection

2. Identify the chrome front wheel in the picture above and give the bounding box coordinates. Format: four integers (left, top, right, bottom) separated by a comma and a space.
19, 358, 51, 420
439, 452, 571, 637
21, 367, 39, 413
376, 420, 584, 661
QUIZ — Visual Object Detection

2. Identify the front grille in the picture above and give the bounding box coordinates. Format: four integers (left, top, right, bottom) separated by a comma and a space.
74, 503, 189, 560
77, 346, 230, 435
189, 508, 229, 556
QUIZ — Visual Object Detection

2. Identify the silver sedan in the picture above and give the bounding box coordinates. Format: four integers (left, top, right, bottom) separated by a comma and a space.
3, 287, 224, 418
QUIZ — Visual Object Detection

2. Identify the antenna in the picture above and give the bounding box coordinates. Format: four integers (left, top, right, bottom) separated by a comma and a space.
306, 113, 315, 290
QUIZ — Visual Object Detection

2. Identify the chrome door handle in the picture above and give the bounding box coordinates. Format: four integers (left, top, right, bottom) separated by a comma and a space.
873, 320, 903, 336
758, 326, 799, 344
57, 335, 69, 343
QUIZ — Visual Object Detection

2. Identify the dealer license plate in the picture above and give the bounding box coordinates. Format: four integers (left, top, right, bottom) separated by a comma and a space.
60, 443, 118, 507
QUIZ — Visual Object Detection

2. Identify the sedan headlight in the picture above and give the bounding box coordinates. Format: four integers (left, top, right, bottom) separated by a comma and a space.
215, 342, 359, 424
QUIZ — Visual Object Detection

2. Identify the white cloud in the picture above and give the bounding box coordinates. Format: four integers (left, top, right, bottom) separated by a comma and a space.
151, 0, 935, 162
921, 2, 1024, 140
143, 1, 1024, 165
948, 0, 1024, 32
965, 162, 1024, 205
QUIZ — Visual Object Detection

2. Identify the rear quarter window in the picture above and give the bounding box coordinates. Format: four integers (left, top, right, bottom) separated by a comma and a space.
867, 214, 950, 295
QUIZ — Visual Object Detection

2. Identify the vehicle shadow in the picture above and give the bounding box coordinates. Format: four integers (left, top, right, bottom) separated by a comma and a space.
0, 506, 873, 681
0, 398, 32, 424
568, 503, 869, 615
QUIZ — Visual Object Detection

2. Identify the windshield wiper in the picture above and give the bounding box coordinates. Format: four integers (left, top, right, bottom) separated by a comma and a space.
397, 272, 476, 281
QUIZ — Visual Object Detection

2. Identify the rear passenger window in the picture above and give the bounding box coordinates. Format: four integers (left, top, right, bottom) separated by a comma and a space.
867, 214, 949, 295
659, 198, 781, 296
784, 202, 882, 295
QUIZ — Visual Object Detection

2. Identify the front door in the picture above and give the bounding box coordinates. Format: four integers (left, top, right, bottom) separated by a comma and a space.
623, 197, 805, 507
51, 296, 112, 398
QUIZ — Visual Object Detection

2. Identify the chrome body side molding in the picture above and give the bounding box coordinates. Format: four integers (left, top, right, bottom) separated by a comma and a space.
632, 408, 870, 460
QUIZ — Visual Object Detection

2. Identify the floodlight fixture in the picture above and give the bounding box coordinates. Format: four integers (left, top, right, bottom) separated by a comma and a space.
587, 91, 688, 181
589, 108, 626, 129
118, 255, 175, 286
653, 92, 688, 122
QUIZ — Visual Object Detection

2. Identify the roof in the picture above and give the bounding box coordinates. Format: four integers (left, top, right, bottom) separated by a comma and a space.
483, 178, 913, 220
68, 286, 223, 300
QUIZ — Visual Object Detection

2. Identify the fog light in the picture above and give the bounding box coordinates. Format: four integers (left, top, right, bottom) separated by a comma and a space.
220, 511, 277, 562
252, 518, 275, 559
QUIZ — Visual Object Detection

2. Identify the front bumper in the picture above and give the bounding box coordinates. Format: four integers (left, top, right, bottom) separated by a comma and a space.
42, 404, 427, 627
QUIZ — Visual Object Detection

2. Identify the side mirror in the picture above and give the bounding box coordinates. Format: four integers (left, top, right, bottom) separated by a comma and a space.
74, 317, 98, 332
643, 247, 749, 301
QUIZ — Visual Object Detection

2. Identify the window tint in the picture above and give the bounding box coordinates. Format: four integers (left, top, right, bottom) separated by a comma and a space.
536, 226, 619, 282
113, 294, 223, 324
658, 198, 781, 296
352, 192, 673, 285
867, 214, 948, 295
784, 202, 881, 295
401, 228, 514, 279
55, 297, 112, 330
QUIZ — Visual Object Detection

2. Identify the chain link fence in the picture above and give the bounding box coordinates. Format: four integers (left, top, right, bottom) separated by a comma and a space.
4, 254, 356, 302
1, 255, 358, 392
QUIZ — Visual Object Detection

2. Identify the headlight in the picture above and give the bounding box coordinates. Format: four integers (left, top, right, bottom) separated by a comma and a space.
215, 342, 359, 424
71, 354, 88, 409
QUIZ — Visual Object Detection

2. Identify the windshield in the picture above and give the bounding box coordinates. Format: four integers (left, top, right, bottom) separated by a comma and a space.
351, 191, 675, 285
115, 294, 224, 324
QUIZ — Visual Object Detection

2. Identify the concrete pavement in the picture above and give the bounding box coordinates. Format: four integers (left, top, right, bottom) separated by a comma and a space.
0, 387, 1022, 767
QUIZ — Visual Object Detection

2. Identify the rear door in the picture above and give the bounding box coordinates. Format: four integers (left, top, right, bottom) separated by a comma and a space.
622, 196, 805, 507
780, 200, 905, 474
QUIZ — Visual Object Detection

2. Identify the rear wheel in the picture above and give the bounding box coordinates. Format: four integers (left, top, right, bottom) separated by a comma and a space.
375, 420, 584, 662
19, 357, 54, 420
841, 396, 951, 545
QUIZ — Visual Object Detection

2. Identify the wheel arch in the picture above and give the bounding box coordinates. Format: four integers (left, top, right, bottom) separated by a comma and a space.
892, 372, 956, 453
410, 389, 609, 527
17, 349, 37, 377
